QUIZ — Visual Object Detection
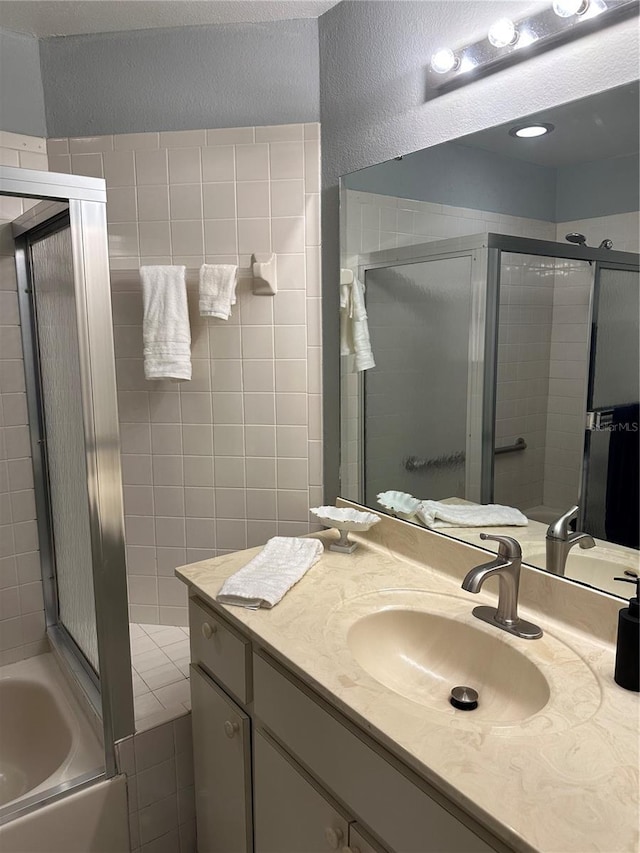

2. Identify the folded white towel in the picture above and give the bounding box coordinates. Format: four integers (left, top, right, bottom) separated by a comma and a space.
140, 265, 191, 381
217, 536, 324, 609
416, 501, 528, 529
340, 275, 375, 372
199, 264, 238, 320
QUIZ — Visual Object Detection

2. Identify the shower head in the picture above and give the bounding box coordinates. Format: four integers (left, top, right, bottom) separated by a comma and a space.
565, 232, 587, 246
599, 239, 613, 250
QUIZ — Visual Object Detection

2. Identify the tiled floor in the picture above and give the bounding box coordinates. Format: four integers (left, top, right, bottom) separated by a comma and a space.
130, 623, 191, 731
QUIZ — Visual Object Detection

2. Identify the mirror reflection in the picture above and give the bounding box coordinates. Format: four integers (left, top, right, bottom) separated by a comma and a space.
339, 82, 639, 599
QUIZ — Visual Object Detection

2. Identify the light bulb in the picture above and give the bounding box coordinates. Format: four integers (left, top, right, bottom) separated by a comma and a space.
487, 18, 518, 48
430, 48, 458, 74
509, 123, 555, 138
552, 0, 589, 17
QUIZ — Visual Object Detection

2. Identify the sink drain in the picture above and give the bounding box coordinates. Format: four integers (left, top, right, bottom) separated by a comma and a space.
450, 686, 479, 711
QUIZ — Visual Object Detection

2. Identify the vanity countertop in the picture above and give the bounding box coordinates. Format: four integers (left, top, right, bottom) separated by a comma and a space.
176, 514, 639, 853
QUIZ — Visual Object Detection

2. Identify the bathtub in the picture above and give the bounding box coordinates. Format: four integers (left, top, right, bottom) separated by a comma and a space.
0, 652, 104, 820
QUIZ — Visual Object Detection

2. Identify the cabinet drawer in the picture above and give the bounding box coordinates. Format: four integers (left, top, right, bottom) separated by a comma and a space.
253, 652, 500, 853
348, 825, 389, 853
254, 730, 350, 853
189, 595, 251, 704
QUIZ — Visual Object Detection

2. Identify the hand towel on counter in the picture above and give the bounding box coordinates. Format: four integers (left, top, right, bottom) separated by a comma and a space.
340, 275, 375, 372
217, 537, 324, 609
416, 500, 528, 529
199, 264, 238, 320
140, 265, 191, 381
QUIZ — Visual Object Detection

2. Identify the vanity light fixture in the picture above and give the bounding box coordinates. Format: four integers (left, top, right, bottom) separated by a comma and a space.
429, 0, 638, 89
509, 123, 555, 138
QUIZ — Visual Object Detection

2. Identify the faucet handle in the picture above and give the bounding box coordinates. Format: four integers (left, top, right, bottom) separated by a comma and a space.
547, 505, 579, 540
479, 532, 522, 560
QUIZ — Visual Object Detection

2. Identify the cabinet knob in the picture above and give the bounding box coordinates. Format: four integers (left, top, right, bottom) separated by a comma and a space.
224, 720, 240, 738
202, 621, 217, 639
324, 827, 344, 849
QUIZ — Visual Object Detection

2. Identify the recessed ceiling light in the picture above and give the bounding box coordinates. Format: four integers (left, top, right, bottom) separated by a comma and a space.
509, 123, 555, 138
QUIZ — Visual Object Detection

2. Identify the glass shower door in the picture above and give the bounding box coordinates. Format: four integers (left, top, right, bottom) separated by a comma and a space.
363, 256, 474, 506
29, 225, 99, 672
583, 265, 640, 546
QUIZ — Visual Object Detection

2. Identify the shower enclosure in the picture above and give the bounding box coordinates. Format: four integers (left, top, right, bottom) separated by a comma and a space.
340, 231, 640, 543
0, 166, 133, 823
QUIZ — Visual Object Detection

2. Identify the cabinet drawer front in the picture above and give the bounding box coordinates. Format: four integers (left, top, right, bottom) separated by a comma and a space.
189, 595, 251, 704
254, 730, 350, 853
349, 825, 389, 853
253, 652, 498, 853
190, 665, 253, 853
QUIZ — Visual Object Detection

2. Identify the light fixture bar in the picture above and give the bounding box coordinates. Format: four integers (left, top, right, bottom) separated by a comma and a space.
430, 0, 638, 89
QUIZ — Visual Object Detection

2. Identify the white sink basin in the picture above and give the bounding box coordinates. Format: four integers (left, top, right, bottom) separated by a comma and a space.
524, 548, 639, 597
325, 589, 601, 732
348, 608, 550, 722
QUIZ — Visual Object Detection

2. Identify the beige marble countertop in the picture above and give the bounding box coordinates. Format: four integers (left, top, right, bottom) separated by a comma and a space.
176, 512, 639, 853
406, 498, 639, 598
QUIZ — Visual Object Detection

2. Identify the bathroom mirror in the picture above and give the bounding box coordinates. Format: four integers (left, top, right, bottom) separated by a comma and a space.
338, 81, 640, 599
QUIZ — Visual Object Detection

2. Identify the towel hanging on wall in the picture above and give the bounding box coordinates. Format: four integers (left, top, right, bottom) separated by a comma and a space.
140, 265, 192, 381
340, 274, 375, 372
199, 264, 239, 319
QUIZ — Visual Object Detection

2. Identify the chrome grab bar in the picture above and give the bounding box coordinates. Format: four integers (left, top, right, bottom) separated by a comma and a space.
494, 437, 527, 455
404, 437, 526, 472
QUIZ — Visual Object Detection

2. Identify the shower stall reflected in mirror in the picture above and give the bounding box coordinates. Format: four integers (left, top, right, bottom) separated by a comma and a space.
340, 231, 640, 565
0, 167, 133, 828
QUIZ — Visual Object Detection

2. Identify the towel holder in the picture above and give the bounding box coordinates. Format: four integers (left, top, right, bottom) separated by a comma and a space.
340, 268, 354, 286
252, 253, 277, 295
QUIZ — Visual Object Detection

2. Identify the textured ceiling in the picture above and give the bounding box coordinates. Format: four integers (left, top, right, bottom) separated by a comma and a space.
0, 0, 341, 37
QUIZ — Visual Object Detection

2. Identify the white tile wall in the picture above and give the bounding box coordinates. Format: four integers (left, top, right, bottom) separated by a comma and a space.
51, 124, 323, 625
557, 212, 640, 254
115, 713, 195, 853
343, 190, 555, 259
0, 132, 48, 665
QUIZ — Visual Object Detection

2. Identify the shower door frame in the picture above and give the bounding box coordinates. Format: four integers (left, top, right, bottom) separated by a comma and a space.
345, 232, 639, 514
0, 166, 134, 779
487, 233, 639, 522
580, 258, 640, 533
355, 234, 495, 505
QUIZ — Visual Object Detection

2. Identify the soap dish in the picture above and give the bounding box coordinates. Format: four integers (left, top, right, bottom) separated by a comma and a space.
376, 490, 421, 520
310, 506, 381, 554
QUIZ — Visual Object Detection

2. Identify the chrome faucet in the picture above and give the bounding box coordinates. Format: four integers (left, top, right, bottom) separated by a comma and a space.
546, 506, 595, 576
462, 533, 543, 639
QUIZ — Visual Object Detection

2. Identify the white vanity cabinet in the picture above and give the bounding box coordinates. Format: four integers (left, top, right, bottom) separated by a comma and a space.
253, 729, 351, 852
190, 664, 253, 853
347, 825, 388, 853
188, 593, 507, 853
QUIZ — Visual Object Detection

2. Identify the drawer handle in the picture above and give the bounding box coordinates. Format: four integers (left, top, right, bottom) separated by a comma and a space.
201, 621, 218, 639
224, 720, 240, 738
324, 827, 344, 850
